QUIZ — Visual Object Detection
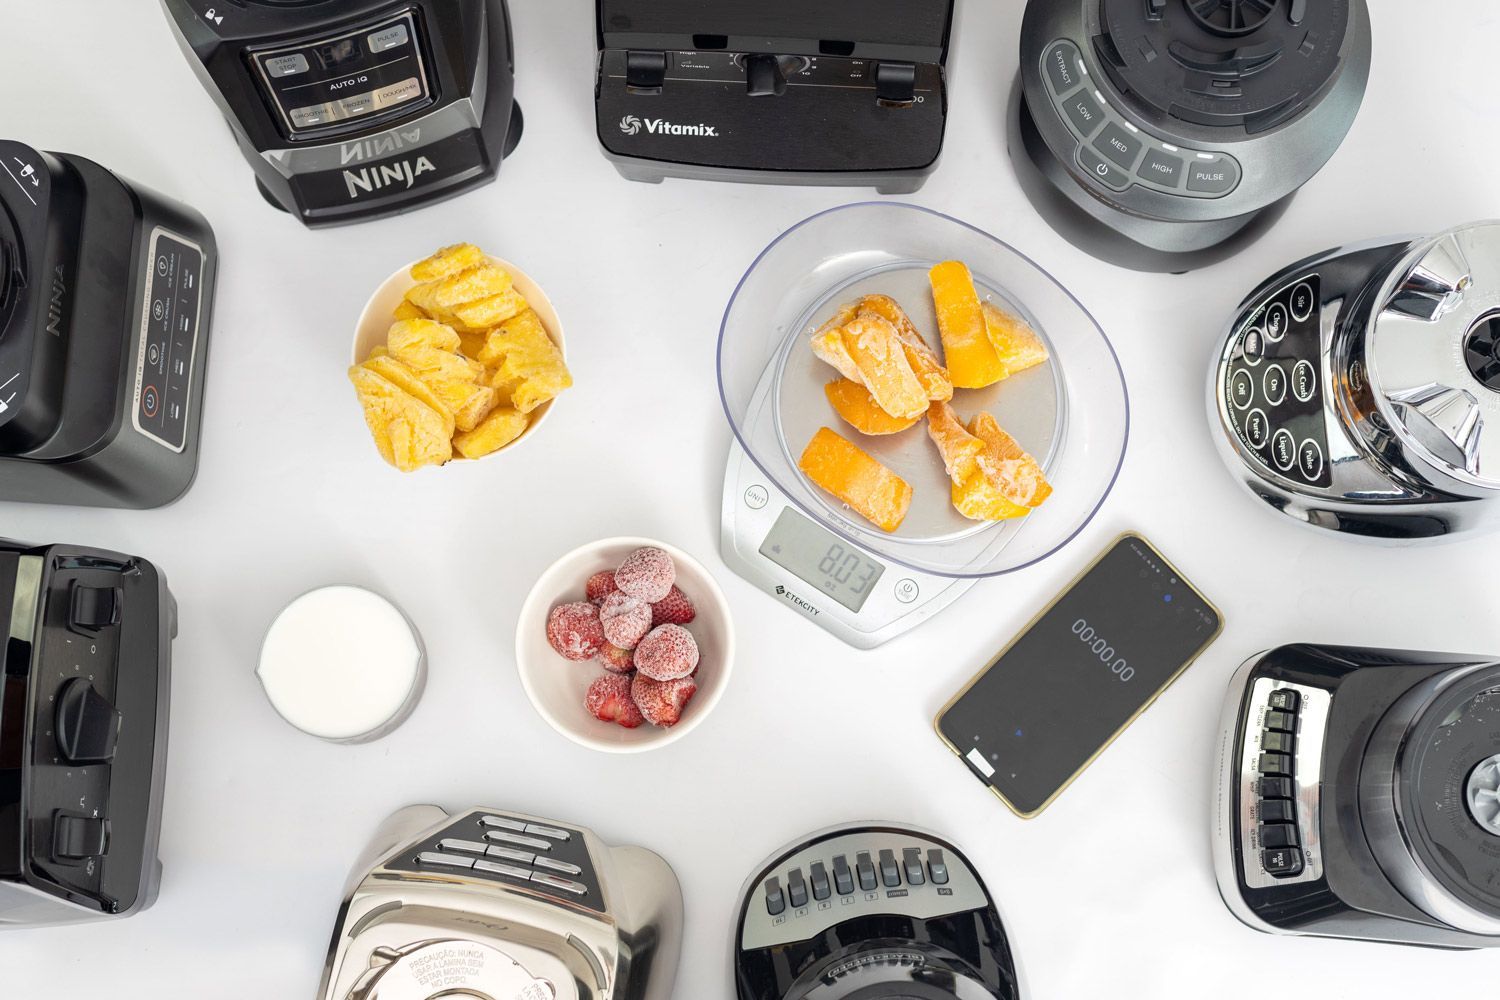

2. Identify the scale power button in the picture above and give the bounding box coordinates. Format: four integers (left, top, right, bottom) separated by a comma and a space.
894, 579, 920, 604
744, 485, 769, 510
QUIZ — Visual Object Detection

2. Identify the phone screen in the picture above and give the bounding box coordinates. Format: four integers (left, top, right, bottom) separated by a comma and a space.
937, 535, 1221, 817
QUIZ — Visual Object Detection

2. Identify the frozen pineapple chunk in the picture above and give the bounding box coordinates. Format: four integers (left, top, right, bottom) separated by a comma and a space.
480, 309, 573, 413
410, 243, 486, 282
348, 366, 452, 472
453, 407, 530, 460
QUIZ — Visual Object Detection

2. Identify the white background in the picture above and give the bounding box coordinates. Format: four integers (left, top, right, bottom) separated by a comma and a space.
3, 0, 1499, 996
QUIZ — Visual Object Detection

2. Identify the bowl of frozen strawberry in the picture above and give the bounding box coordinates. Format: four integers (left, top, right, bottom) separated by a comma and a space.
516, 537, 736, 752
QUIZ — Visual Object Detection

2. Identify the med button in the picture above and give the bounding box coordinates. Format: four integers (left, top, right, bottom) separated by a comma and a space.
1186, 155, 1241, 196
1094, 122, 1143, 170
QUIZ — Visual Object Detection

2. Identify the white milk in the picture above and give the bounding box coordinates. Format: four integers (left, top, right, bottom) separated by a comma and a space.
257, 586, 426, 742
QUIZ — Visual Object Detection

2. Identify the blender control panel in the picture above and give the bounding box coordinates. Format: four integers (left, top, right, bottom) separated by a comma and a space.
394, 809, 606, 915
1234, 678, 1331, 890
1041, 40, 1241, 199
132, 229, 205, 453
1222, 276, 1332, 490
740, 829, 989, 950
250, 10, 433, 137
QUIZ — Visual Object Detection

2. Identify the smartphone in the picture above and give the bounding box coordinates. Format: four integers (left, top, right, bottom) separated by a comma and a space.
936, 534, 1222, 818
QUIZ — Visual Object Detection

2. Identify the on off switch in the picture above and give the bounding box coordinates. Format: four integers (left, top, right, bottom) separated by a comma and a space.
875, 61, 918, 107
70, 584, 119, 632
55, 678, 121, 765
53, 814, 109, 861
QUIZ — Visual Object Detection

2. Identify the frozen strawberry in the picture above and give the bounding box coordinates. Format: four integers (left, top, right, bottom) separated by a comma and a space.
586, 673, 645, 728
600, 591, 653, 649
634, 623, 699, 681
631, 674, 698, 728
547, 601, 604, 661
650, 585, 696, 627
585, 570, 620, 605
614, 546, 675, 602
598, 643, 635, 673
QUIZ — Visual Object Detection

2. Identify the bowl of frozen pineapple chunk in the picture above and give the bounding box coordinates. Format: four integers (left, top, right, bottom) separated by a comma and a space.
350, 242, 574, 471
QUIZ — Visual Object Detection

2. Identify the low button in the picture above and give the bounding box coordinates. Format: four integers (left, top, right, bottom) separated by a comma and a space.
1044, 41, 1083, 94
1078, 144, 1132, 192
1094, 122, 1144, 170
1298, 439, 1324, 481
1186, 154, 1241, 196
1230, 369, 1255, 410
1271, 429, 1296, 473
1262, 364, 1287, 407
1243, 409, 1269, 449
1060, 89, 1106, 138
1292, 360, 1317, 403
1137, 148, 1184, 187
1290, 282, 1316, 322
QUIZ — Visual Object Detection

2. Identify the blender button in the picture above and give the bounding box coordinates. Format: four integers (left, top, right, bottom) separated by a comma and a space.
1044, 41, 1083, 94
1077, 144, 1132, 191
479, 815, 529, 833
417, 852, 475, 870
1268, 689, 1301, 712
265, 53, 310, 78
1292, 360, 1317, 402
787, 868, 809, 908
856, 852, 878, 891
524, 823, 571, 841
484, 829, 552, 851
894, 579, 920, 604
1060, 89, 1106, 138
810, 861, 831, 900
1260, 824, 1299, 849
1290, 283, 1315, 322
1260, 799, 1296, 824
878, 849, 901, 887
1241, 327, 1265, 366
1186, 155, 1241, 195
1138, 148, 1184, 187
532, 856, 582, 876
475, 859, 534, 881
1261, 776, 1294, 799
1243, 409, 1269, 449
1265, 709, 1296, 733
530, 872, 588, 896
1262, 847, 1304, 878
437, 838, 491, 857
1298, 440, 1324, 480
1258, 752, 1293, 776
1230, 370, 1255, 410
1262, 364, 1287, 406
765, 876, 786, 915
1093, 122, 1144, 170
486, 844, 536, 865
1264, 303, 1289, 342
1271, 430, 1296, 472
1262, 730, 1294, 754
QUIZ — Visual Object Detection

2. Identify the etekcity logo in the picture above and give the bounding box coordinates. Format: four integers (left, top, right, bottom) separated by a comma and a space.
773, 585, 820, 617
619, 115, 720, 138
775, 586, 786, 596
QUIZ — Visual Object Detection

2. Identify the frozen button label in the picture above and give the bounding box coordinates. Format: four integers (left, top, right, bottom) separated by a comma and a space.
1094, 122, 1143, 170
1060, 90, 1105, 137
265, 53, 310, 78
1138, 148, 1184, 187
1044, 41, 1082, 94
1187, 155, 1241, 196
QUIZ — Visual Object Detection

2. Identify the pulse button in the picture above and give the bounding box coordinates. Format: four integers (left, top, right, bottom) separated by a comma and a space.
1186, 155, 1242, 196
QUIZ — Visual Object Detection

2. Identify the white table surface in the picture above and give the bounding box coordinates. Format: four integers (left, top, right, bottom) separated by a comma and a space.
4, 1, 1500, 996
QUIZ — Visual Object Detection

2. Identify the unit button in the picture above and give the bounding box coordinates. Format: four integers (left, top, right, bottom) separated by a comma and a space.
1094, 122, 1144, 170
1078, 144, 1132, 191
1060, 89, 1107, 138
1230, 369, 1255, 410
1138, 148, 1184, 187
1185, 155, 1241, 196
1262, 364, 1287, 406
265, 53, 310, 78
1044, 41, 1082, 94
1298, 439, 1324, 480
368, 23, 411, 53
1263, 303, 1289, 342
1271, 429, 1296, 472
1262, 847, 1305, 878
1292, 360, 1317, 402
1243, 409, 1269, 449
1241, 327, 1265, 366
1290, 282, 1316, 322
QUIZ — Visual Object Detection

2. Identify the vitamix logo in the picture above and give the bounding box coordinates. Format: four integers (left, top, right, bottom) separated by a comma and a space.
343, 156, 437, 200
773, 585, 820, 617
44, 264, 65, 337
620, 115, 719, 138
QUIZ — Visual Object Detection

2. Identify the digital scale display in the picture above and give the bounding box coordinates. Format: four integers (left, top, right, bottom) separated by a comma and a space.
758, 507, 886, 613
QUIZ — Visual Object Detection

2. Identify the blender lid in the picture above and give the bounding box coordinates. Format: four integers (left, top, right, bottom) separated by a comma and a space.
1367, 222, 1500, 490
1095, 0, 1354, 131
349, 940, 559, 1000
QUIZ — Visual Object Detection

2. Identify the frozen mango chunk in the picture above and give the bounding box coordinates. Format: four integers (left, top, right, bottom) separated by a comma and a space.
453, 406, 530, 460
839, 315, 928, 420
925, 400, 986, 482
926, 402, 1051, 521
798, 427, 912, 533
824, 379, 921, 436
857, 294, 953, 402
982, 302, 1049, 377
930, 261, 1007, 389
410, 243, 486, 283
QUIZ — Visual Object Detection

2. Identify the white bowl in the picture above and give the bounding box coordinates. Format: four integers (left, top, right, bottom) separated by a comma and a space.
352, 253, 567, 458
516, 537, 736, 753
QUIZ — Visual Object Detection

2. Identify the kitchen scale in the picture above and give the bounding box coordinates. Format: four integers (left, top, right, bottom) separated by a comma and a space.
719, 203, 1128, 648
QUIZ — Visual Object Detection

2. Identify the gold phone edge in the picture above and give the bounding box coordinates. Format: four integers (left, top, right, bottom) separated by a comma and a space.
933, 531, 1225, 821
